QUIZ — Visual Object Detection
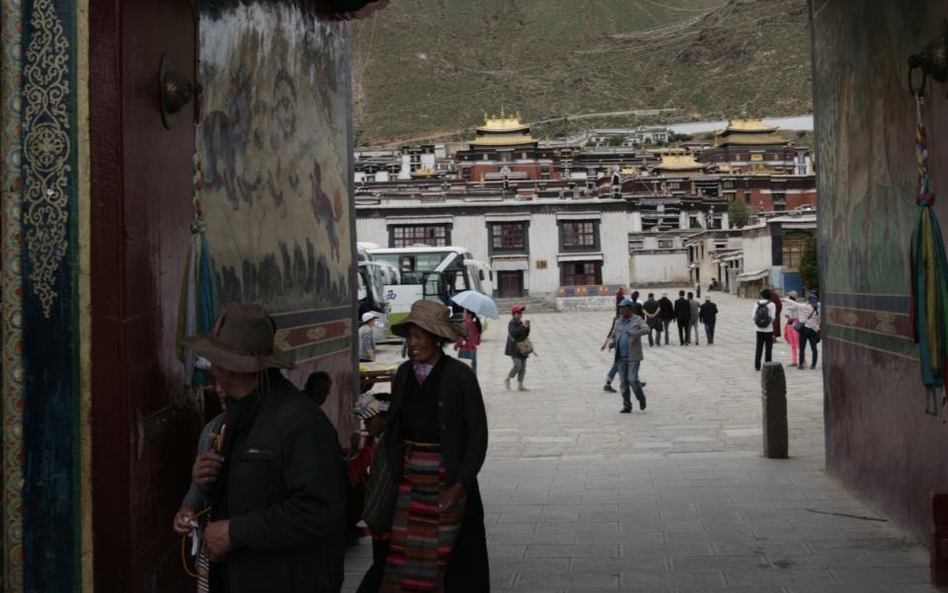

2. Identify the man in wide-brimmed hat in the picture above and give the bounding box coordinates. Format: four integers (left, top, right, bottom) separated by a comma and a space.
184, 303, 346, 593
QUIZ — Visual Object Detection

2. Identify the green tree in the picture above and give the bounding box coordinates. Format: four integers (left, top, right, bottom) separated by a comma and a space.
727, 198, 750, 229
799, 235, 819, 291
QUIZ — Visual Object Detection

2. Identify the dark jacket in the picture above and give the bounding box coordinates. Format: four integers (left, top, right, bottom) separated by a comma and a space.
505, 318, 530, 358
658, 297, 675, 321
699, 300, 718, 323
223, 371, 347, 593
385, 356, 488, 489
674, 297, 691, 322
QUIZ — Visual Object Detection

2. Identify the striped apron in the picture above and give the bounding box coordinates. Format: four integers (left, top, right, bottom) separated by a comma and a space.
380, 441, 465, 592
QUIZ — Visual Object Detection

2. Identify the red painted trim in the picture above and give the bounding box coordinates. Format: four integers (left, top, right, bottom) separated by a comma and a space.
89, 0, 131, 590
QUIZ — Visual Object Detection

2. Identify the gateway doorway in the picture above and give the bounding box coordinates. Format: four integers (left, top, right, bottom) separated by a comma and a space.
497, 271, 524, 298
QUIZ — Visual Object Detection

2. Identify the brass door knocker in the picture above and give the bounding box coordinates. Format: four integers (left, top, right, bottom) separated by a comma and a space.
908, 18, 947, 97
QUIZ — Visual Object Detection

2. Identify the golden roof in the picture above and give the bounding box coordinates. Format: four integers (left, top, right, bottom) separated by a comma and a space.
715, 134, 788, 147
469, 134, 536, 146
716, 118, 778, 136
476, 108, 530, 133
411, 167, 438, 177
653, 154, 706, 171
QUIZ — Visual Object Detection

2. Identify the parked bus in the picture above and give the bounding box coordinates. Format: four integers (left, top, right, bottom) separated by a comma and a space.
357, 245, 393, 340
366, 246, 491, 338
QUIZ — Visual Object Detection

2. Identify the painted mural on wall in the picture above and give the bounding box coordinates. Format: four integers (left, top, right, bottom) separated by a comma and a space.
198, 1, 357, 439
812, 0, 948, 358
200, 2, 353, 313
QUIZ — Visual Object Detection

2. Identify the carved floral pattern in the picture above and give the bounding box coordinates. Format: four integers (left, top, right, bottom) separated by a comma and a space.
22, 0, 70, 319
1, 0, 25, 586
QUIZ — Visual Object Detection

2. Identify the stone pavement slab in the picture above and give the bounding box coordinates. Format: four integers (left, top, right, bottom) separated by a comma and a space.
343, 291, 937, 592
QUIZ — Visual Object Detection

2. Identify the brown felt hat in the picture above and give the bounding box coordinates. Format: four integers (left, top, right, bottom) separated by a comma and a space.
391, 299, 461, 342
184, 303, 294, 373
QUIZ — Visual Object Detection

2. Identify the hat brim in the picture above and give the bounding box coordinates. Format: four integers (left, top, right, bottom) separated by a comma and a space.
390, 317, 460, 343
184, 333, 295, 373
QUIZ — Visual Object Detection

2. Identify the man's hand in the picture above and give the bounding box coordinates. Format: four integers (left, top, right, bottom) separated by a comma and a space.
192, 450, 224, 493
203, 520, 232, 562
440, 483, 467, 521
173, 505, 196, 535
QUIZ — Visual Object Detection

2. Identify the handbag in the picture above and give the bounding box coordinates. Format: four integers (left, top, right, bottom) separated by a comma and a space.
515, 337, 534, 357
362, 435, 397, 535
794, 309, 815, 333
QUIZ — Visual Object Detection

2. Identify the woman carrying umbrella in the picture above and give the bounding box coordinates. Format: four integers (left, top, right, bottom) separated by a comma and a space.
359, 299, 489, 592
453, 309, 482, 374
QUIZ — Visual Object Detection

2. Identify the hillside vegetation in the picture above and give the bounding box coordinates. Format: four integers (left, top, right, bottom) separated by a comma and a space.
351, 0, 812, 146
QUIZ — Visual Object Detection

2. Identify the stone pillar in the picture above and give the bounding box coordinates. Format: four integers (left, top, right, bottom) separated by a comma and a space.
761, 362, 788, 459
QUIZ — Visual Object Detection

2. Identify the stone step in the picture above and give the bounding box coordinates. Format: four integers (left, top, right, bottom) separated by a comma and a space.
494, 297, 558, 313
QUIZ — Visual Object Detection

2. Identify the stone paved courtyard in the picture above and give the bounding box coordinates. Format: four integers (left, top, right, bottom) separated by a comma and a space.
344, 291, 936, 592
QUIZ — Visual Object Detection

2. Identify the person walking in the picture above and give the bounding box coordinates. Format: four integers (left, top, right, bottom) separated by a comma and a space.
184, 303, 347, 593
769, 287, 784, 341
674, 290, 691, 345
505, 305, 531, 391
658, 292, 674, 345
600, 312, 620, 393
699, 295, 718, 345
361, 299, 489, 592
753, 288, 778, 370
688, 292, 700, 345
796, 293, 821, 369
629, 291, 645, 317
643, 293, 661, 347
360, 311, 380, 362
453, 309, 482, 374
606, 298, 651, 413
782, 290, 801, 366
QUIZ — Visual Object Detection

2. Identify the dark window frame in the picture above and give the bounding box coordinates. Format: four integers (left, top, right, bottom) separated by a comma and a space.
558, 220, 600, 252
559, 261, 602, 286
487, 221, 530, 256
388, 224, 452, 248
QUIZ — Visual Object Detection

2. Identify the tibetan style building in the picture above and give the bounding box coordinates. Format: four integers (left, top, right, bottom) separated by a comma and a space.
697, 118, 813, 175
454, 112, 565, 183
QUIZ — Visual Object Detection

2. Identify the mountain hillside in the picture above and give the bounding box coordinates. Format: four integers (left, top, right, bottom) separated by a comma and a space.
351, 0, 812, 146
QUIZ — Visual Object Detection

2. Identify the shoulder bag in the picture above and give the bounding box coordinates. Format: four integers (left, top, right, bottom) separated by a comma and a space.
793, 309, 815, 333
362, 434, 397, 534
515, 337, 534, 357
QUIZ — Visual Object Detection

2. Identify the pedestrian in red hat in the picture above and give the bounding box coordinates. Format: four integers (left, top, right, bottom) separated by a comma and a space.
505, 305, 531, 390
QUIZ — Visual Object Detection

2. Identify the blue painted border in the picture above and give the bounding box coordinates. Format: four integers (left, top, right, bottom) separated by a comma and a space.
19, 0, 79, 590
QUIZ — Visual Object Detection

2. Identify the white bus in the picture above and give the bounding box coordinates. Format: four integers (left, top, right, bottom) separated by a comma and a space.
357, 246, 397, 340
366, 246, 491, 338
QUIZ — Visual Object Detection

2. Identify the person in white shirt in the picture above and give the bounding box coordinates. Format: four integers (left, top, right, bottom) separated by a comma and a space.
752, 288, 778, 370
795, 293, 822, 369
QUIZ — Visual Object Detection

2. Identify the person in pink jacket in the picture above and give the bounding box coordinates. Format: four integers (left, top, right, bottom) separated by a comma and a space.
454, 308, 482, 374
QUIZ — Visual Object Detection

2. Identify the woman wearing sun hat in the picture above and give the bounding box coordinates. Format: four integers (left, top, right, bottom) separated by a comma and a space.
360, 299, 489, 592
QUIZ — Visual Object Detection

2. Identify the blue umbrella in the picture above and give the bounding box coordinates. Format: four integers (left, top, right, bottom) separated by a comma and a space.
450, 290, 499, 320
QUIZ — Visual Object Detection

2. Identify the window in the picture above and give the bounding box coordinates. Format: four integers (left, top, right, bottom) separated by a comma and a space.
658, 239, 673, 249
783, 235, 807, 271
561, 261, 601, 286
629, 238, 644, 251
560, 221, 599, 251
389, 224, 449, 248
489, 222, 527, 254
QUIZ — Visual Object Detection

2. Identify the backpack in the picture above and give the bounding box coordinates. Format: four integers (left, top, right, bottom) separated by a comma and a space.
754, 301, 772, 328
